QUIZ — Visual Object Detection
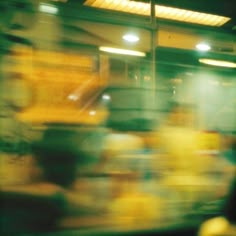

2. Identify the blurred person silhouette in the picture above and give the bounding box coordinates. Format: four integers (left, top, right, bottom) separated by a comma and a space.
32, 127, 85, 187
157, 102, 209, 214
158, 102, 200, 174
198, 177, 236, 236
1, 126, 102, 234
31, 126, 103, 212
92, 119, 166, 227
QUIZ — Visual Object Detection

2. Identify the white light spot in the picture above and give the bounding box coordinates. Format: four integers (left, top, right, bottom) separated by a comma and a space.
123, 34, 140, 43
102, 94, 111, 100
199, 58, 236, 68
99, 46, 145, 57
39, 3, 58, 14
68, 94, 78, 101
89, 110, 96, 116
196, 43, 211, 51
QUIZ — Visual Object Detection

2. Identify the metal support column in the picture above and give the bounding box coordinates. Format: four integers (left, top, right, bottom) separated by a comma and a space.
150, 0, 157, 100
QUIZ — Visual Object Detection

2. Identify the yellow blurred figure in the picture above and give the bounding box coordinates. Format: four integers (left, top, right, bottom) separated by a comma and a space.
96, 130, 164, 227
158, 103, 209, 210
158, 103, 200, 175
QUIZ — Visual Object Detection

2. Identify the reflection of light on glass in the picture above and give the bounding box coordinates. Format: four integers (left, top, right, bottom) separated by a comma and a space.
199, 58, 236, 68
196, 43, 211, 51
99, 46, 146, 57
102, 94, 111, 100
123, 34, 139, 43
68, 94, 78, 101
39, 3, 58, 14
89, 110, 96, 116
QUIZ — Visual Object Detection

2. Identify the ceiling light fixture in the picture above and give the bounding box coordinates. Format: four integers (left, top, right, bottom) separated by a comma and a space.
196, 43, 211, 51
39, 3, 58, 14
199, 58, 236, 68
99, 46, 146, 57
84, 0, 230, 27
123, 34, 140, 42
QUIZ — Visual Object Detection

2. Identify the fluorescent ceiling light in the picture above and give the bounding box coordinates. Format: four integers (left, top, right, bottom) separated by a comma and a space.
199, 58, 236, 68
84, 0, 230, 27
99, 46, 146, 57
39, 3, 58, 14
123, 34, 139, 42
196, 43, 211, 51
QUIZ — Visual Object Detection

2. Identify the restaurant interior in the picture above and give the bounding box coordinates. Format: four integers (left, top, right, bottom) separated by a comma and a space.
0, 0, 236, 235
